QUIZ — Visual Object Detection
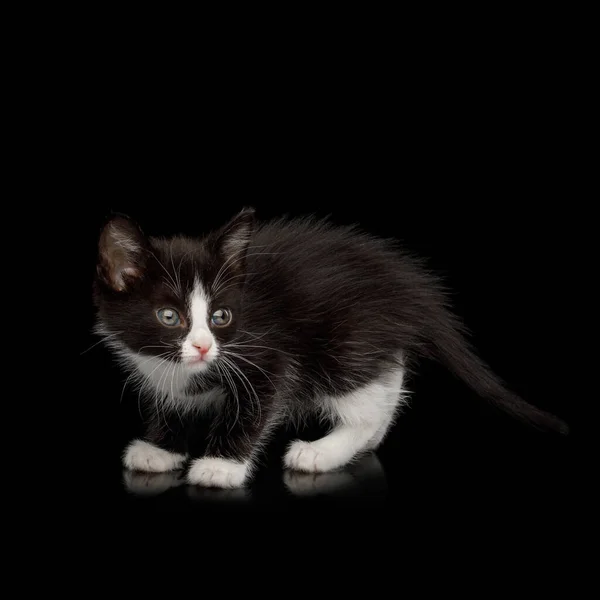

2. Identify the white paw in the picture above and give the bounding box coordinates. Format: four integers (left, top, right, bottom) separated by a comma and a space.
186, 457, 249, 489
123, 439, 187, 473
284, 440, 347, 473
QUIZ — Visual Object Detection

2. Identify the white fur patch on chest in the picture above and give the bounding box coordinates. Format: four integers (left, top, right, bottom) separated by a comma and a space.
129, 352, 191, 396
115, 344, 226, 414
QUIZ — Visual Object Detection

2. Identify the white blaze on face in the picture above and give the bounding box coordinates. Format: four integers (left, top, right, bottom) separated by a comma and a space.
181, 281, 218, 369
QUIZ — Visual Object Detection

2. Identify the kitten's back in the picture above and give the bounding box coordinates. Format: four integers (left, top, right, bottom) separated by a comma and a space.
239, 215, 569, 435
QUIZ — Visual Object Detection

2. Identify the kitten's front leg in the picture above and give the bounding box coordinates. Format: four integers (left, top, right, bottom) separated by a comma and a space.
122, 410, 190, 473
186, 455, 250, 489
123, 439, 188, 473
186, 391, 276, 489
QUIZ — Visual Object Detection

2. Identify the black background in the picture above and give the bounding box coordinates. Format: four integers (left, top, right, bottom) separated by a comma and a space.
76, 44, 581, 549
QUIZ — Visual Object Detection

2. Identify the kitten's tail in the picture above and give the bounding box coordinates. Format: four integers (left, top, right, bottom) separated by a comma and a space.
427, 312, 569, 435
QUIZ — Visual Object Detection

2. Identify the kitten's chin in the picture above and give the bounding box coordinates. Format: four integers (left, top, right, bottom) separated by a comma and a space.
182, 358, 212, 374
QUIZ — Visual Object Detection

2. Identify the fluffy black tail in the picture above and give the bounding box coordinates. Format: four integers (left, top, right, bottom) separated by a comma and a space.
427, 312, 569, 435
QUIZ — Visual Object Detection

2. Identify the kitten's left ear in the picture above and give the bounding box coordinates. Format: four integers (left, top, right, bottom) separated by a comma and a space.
215, 207, 256, 261
97, 214, 149, 292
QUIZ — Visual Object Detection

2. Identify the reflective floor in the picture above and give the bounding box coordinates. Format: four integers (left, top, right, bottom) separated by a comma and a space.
119, 452, 389, 511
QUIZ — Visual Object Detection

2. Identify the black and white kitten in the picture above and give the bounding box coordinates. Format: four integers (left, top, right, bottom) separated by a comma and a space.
94, 208, 568, 488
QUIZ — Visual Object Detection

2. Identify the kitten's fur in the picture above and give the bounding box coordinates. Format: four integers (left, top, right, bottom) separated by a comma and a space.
94, 208, 569, 488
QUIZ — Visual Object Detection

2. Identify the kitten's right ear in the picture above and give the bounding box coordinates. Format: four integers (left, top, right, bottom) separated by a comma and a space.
97, 215, 149, 292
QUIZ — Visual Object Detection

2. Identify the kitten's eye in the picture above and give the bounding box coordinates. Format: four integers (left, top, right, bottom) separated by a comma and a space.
157, 308, 181, 327
211, 308, 232, 327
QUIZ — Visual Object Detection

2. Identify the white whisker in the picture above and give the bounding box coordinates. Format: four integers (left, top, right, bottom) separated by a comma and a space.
217, 360, 240, 432
211, 246, 251, 292
118, 351, 175, 423
212, 249, 279, 293
222, 350, 277, 386
137, 352, 177, 426
211, 244, 267, 291
147, 248, 179, 295
212, 272, 256, 296
221, 357, 260, 426
225, 343, 295, 356
137, 345, 177, 353
169, 246, 182, 296
237, 327, 277, 341
169, 359, 184, 426
79, 331, 122, 355
155, 353, 177, 428
220, 355, 262, 426
176, 250, 191, 293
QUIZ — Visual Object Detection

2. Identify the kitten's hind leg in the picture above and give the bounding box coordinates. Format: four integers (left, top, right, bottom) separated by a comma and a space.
284, 366, 406, 473
364, 413, 395, 451
365, 386, 406, 450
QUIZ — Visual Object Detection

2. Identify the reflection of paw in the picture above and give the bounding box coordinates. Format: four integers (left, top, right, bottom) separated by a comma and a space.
123, 440, 187, 473
284, 440, 345, 473
186, 485, 251, 503
122, 470, 185, 496
186, 457, 249, 488
283, 469, 356, 496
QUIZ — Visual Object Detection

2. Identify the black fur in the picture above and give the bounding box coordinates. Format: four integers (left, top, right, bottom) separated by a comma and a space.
94, 208, 569, 474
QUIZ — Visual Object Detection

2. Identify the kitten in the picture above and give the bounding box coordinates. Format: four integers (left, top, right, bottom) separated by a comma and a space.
93, 208, 569, 489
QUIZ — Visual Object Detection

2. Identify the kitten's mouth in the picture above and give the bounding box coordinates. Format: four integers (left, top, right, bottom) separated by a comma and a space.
183, 355, 211, 370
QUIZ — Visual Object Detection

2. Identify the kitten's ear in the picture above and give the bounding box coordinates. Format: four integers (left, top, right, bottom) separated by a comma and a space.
97, 215, 149, 292
215, 207, 256, 261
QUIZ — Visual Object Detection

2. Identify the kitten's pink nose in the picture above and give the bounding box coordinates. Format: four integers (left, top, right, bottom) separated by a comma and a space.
192, 341, 211, 356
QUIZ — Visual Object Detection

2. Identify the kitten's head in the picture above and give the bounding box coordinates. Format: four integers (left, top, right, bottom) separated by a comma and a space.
93, 208, 255, 374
